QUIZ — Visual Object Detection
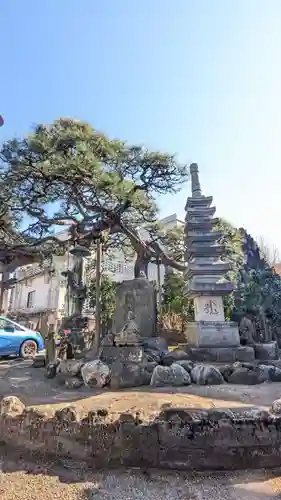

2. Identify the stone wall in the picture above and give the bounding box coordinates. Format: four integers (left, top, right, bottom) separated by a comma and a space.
1, 397, 281, 470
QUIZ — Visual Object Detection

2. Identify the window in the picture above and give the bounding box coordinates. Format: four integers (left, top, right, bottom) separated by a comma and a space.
0, 317, 13, 330
26, 291, 35, 309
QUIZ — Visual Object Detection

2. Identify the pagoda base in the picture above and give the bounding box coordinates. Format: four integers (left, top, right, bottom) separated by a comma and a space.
184, 321, 241, 348
186, 345, 255, 363
184, 320, 255, 362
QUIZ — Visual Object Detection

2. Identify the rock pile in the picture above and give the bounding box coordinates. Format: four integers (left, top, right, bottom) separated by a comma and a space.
34, 335, 281, 390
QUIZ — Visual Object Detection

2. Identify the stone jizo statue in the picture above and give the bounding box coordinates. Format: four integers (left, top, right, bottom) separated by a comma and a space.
239, 313, 256, 346
115, 311, 141, 346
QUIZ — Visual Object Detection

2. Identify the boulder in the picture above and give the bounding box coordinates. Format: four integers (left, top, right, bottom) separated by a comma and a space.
162, 349, 190, 366
0, 396, 25, 416
141, 369, 152, 386
110, 360, 144, 389
218, 364, 234, 380
170, 363, 191, 385
150, 364, 191, 387
207, 408, 235, 421
227, 367, 260, 385
174, 359, 194, 373
257, 364, 275, 383
64, 377, 84, 389
144, 361, 158, 373
242, 408, 272, 419
144, 349, 161, 363
271, 367, 281, 382
270, 398, 281, 415
58, 359, 84, 377
81, 359, 110, 388
142, 337, 168, 353
190, 365, 224, 385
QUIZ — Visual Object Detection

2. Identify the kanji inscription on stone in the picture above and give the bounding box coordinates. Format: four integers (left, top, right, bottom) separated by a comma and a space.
194, 296, 225, 322
204, 299, 219, 316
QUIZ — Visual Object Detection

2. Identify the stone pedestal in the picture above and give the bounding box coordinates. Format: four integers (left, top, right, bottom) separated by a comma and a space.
113, 278, 156, 339
100, 345, 144, 365
184, 321, 255, 362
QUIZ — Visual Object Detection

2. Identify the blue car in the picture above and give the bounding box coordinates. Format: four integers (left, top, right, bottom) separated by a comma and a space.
0, 316, 45, 358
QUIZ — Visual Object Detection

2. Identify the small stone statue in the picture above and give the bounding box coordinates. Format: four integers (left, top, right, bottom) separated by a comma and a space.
115, 311, 141, 346
239, 312, 256, 346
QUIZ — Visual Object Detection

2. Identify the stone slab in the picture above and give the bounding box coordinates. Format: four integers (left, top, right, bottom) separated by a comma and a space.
187, 346, 255, 363
113, 278, 156, 338
99, 345, 144, 365
184, 321, 240, 347
254, 342, 279, 361
194, 296, 225, 322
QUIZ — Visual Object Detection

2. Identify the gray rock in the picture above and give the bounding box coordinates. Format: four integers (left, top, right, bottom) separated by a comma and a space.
141, 369, 152, 385
227, 367, 260, 385
144, 348, 161, 363
174, 359, 194, 373
218, 364, 234, 380
271, 367, 281, 382
190, 365, 224, 385
242, 408, 271, 419
271, 398, 281, 415
110, 360, 143, 389
257, 364, 275, 382
64, 377, 84, 389
150, 364, 191, 387
207, 408, 235, 421
162, 349, 190, 366
58, 359, 84, 377
81, 359, 110, 388
144, 361, 158, 373
143, 337, 168, 353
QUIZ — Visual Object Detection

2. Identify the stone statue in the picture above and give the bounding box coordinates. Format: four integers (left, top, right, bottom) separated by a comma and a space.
239, 312, 256, 346
115, 311, 141, 346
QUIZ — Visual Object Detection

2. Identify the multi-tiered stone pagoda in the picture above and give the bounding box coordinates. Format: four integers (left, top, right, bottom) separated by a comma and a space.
184, 163, 255, 363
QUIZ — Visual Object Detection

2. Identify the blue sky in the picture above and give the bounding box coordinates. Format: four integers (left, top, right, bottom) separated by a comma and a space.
2, 1, 281, 252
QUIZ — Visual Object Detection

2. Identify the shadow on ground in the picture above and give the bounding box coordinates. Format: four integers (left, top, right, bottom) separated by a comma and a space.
0, 445, 281, 499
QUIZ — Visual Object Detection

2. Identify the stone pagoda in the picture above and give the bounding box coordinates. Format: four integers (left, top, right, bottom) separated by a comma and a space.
184, 163, 255, 363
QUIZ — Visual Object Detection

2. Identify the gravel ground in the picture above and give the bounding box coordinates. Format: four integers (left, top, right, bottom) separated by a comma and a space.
0, 448, 280, 499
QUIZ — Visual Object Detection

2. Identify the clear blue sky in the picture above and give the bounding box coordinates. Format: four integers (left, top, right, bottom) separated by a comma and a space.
2, 1, 281, 251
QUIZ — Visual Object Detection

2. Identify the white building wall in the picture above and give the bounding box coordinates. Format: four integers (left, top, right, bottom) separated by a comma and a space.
11, 274, 60, 313
8, 213, 182, 315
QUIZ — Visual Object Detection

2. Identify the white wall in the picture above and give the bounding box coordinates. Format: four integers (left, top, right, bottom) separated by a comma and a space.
11, 274, 63, 313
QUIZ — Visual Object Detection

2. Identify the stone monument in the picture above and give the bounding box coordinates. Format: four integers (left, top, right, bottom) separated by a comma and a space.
113, 278, 156, 339
100, 310, 144, 364
184, 163, 255, 363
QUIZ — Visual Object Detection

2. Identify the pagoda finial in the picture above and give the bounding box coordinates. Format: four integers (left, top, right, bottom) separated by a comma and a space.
190, 163, 202, 198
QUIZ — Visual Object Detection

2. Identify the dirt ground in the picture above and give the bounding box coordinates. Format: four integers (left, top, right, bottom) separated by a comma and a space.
0, 358, 280, 419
